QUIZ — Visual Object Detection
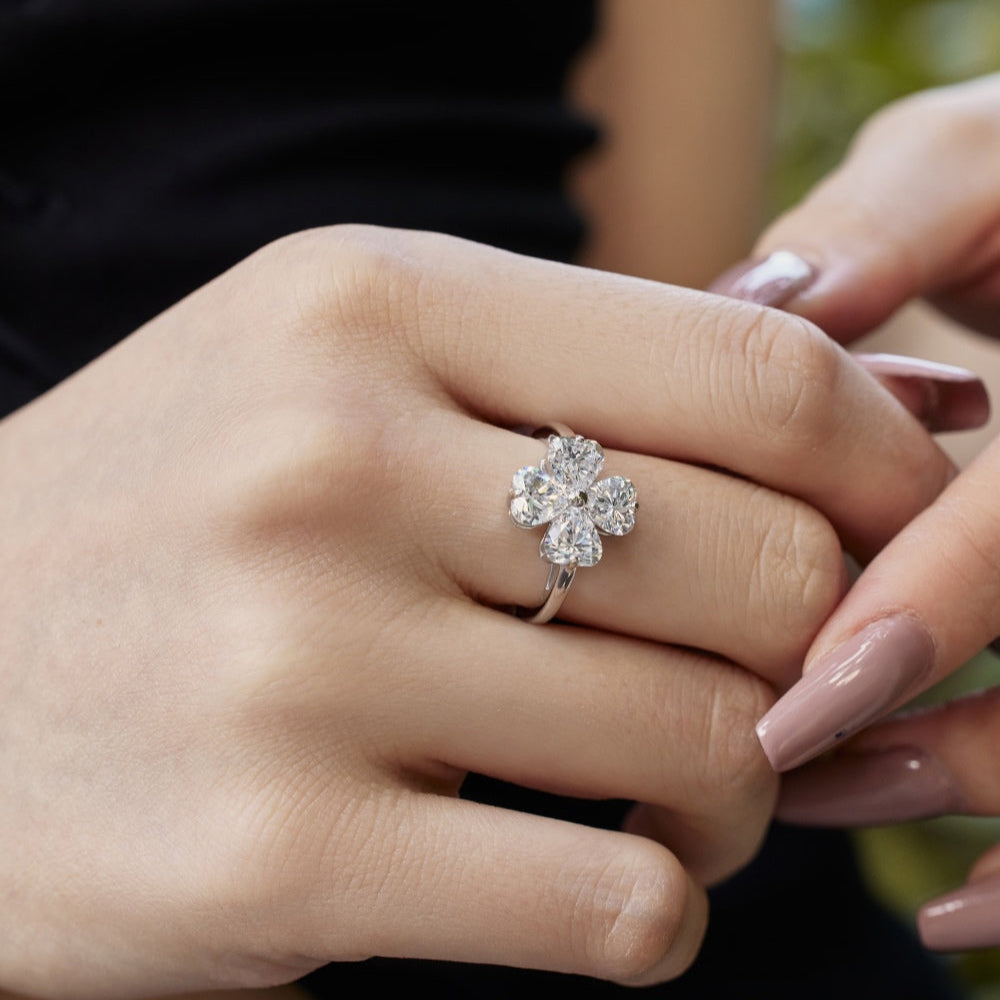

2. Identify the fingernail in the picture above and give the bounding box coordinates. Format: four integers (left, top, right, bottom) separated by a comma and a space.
855, 353, 990, 432
777, 746, 962, 827
756, 615, 936, 772
919, 873, 1000, 951
708, 251, 818, 307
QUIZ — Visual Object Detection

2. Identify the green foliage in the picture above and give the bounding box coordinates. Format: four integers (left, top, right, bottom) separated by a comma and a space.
773, 0, 1000, 212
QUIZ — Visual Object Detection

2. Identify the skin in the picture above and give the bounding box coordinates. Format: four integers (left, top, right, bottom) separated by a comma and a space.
0, 224, 954, 997
743, 73, 1000, 930
570, 0, 776, 287
1, 5, 788, 997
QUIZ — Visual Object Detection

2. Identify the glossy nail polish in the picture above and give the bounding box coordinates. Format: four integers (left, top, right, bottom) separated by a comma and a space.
920, 874, 1000, 951
756, 615, 936, 773
854, 353, 990, 432
708, 251, 817, 308
778, 746, 961, 827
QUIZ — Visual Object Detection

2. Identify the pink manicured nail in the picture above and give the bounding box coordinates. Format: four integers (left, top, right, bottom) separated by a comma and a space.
778, 746, 962, 827
756, 615, 936, 773
920, 873, 1000, 951
708, 251, 818, 307
855, 353, 990, 432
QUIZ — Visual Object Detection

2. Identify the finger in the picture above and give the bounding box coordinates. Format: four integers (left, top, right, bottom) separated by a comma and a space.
414, 414, 845, 684
777, 687, 1000, 827
296, 795, 708, 986
728, 75, 1000, 340
757, 434, 1000, 772
339, 226, 954, 558
853, 354, 989, 434
708, 269, 991, 431
621, 800, 769, 892
380, 602, 777, 885
775, 689, 1000, 953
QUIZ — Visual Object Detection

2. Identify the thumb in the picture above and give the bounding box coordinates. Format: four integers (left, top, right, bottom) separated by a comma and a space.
711, 76, 1000, 341
756, 432, 1000, 772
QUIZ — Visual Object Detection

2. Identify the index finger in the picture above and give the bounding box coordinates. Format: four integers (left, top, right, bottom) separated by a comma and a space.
758, 435, 1000, 772
750, 74, 1000, 341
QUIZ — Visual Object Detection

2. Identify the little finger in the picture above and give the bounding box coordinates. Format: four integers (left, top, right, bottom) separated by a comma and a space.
777, 687, 1000, 827
770, 688, 1000, 953
378, 601, 778, 885
288, 792, 708, 986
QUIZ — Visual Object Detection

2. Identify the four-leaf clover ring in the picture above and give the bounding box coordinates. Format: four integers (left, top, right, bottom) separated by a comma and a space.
509, 423, 638, 624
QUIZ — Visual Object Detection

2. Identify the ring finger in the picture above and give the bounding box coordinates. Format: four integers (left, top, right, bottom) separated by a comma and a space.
410, 411, 846, 686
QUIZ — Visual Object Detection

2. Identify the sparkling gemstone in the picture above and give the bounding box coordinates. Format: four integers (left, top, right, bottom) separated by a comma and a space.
510, 466, 564, 527
540, 508, 603, 566
588, 476, 637, 536
546, 435, 604, 489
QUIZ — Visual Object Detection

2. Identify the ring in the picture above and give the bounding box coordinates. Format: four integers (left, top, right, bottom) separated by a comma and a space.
509, 423, 638, 624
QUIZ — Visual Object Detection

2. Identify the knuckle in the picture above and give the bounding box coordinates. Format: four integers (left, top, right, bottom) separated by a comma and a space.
200, 236, 438, 574
577, 843, 700, 984
691, 667, 777, 822
214, 399, 390, 544
737, 311, 843, 452
754, 495, 846, 660
788, 506, 847, 626
195, 406, 417, 645
260, 224, 429, 360
323, 224, 426, 332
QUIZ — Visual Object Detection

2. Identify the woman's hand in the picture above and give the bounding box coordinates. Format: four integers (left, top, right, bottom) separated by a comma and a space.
777, 689, 1000, 950
712, 74, 1000, 951
0, 226, 951, 997
714, 72, 1000, 342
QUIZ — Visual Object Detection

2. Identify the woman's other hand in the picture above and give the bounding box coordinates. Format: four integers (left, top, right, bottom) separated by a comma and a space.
776, 688, 1000, 952
0, 226, 951, 996
714, 72, 1000, 342
713, 73, 1000, 952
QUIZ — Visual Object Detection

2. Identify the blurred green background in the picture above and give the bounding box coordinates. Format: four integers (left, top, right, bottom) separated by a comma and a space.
774, 0, 1000, 210
773, 1, 1000, 995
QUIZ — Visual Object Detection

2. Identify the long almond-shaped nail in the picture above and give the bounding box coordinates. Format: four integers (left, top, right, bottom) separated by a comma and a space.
756, 615, 936, 772
919, 873, 1000, 951
777, 746, 962, 827
708, 251, 818, 308
854, 353, 990, 432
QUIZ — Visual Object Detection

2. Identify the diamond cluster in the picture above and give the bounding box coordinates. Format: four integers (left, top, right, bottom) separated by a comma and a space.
509, 435, 637, 567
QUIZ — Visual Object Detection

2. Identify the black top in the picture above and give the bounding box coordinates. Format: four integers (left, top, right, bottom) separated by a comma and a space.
0, 0, 594, 412
0, 3, 961, 998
